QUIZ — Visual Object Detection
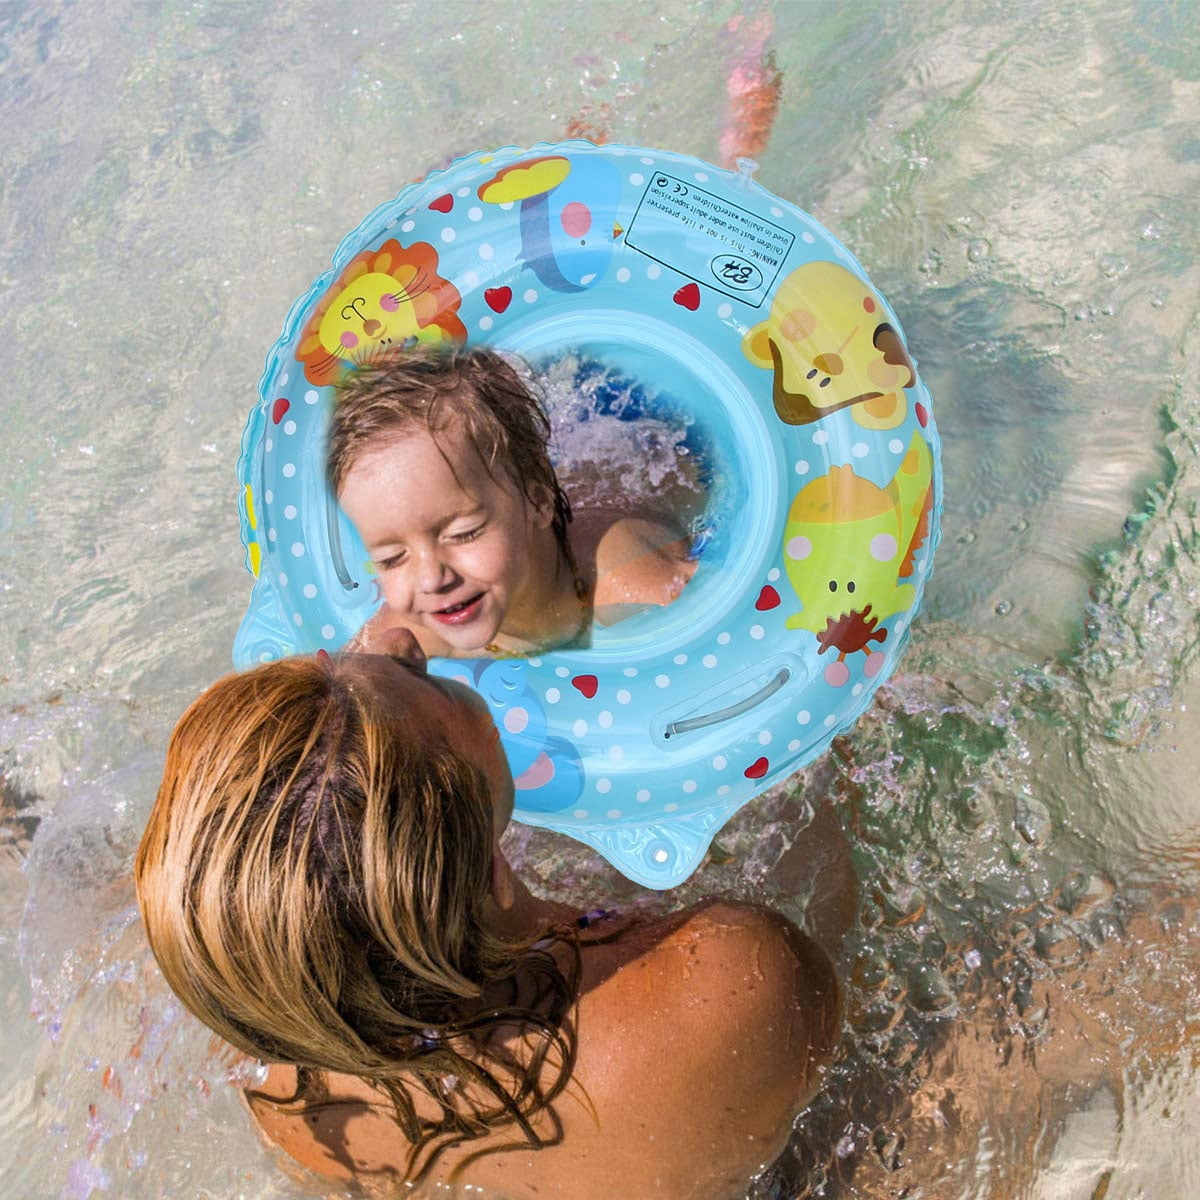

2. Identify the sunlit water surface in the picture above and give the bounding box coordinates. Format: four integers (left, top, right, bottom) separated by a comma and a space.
2, 1, 1199, 1196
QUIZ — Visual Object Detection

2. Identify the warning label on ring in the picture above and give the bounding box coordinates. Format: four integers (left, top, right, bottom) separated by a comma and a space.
625, 173, 794, 307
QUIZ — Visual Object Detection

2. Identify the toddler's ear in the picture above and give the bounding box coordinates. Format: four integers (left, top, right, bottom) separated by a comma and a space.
527, 483, 556, 529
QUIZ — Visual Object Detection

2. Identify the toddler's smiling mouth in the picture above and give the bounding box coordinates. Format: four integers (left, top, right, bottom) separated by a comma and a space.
429, 593, 486, 625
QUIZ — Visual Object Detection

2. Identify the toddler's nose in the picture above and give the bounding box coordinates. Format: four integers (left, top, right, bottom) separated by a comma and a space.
414, 547, 455, 593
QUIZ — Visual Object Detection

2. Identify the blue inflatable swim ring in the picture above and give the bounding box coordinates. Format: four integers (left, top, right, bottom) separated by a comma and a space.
234, 142, 942, 889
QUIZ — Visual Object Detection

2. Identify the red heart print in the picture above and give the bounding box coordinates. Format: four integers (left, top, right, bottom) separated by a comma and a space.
571, 674, 599, 700
484, 286, 513, 313
915, 401, 929, 428
429, 193, 454, 213
744, 757, 769, 779
271, 398, 290, 425
755, 585, 780, 611
673, 282, 701, 311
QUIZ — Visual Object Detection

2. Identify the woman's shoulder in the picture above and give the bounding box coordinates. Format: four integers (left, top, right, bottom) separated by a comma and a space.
557, 901, 841, 1194
588, 900, 839, 1057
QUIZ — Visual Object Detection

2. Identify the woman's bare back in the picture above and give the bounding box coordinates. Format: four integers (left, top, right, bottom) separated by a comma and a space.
247, 901, 840, 1199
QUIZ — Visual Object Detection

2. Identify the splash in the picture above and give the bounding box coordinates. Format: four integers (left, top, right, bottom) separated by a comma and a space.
535, 354, 711, 534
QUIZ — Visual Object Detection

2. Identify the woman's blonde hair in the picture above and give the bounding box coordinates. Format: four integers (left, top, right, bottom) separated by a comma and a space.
135, 654, 577, 1180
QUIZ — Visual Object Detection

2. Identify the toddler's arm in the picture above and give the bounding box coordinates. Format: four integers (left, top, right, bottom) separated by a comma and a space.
592, 517, 697, 623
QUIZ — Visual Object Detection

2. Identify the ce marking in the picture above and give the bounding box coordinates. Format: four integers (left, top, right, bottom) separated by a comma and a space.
656, 175, 689, 199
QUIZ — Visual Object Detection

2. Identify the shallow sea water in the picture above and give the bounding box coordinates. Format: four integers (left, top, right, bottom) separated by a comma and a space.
2, 0, 1199, 1196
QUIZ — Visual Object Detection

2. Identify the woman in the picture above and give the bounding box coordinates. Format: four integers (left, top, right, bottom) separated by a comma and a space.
135, 629, 844, 1198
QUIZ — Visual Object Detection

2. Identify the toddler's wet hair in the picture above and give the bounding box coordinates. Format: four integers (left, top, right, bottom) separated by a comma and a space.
327, 345, 573, 563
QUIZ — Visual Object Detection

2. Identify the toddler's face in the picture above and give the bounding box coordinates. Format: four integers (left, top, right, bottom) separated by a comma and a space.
338, 422, 551, 653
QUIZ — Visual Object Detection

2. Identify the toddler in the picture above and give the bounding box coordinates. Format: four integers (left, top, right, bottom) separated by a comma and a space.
327, 346, 696, 658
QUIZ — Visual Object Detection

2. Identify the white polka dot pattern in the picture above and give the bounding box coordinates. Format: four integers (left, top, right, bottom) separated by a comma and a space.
233, 140, 940, 892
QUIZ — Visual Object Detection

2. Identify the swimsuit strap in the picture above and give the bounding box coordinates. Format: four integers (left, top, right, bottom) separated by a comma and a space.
532, 907, 623, 952
575, 908, 617, 929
